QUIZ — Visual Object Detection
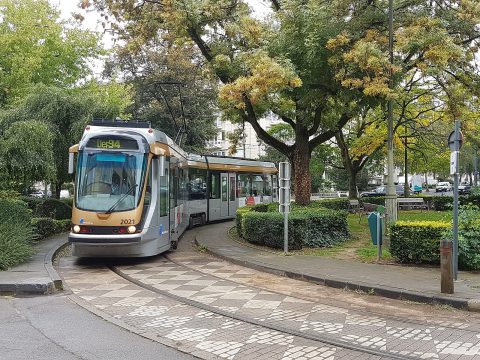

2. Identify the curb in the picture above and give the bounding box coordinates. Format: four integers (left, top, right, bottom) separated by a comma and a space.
45, 239, 69, 291
194, 235, 473, 312
0, 237, 68, 296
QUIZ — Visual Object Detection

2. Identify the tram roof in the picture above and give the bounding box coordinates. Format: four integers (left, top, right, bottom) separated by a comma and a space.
81, 119, 276, 171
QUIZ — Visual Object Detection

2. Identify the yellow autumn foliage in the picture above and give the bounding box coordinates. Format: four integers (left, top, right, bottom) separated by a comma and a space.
219, 51, 302, 109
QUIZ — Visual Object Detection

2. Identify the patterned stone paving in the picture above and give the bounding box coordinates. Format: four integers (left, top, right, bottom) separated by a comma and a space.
58, 254, 480, 360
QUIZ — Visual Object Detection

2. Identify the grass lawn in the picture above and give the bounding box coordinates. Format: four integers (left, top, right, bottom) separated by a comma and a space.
228, 209, 452, 264
302, 210, 451, 263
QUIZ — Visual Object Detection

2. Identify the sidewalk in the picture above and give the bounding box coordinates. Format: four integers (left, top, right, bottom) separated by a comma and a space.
0, 234, 67, 295
195, 221, 480, 312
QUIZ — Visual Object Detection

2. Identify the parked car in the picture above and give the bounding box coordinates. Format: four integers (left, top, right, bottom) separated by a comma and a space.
412, 184, 423, 195
360, 185, 405, 197
459, 183, 472, 195
435, 182, 452, 192
60, 189, 70, 198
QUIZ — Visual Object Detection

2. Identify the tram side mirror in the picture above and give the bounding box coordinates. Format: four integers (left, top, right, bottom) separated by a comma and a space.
159, 155, 165, 177
68, 153, 74, 174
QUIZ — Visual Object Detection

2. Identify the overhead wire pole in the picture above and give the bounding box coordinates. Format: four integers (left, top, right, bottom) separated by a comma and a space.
385, 0, 398, 226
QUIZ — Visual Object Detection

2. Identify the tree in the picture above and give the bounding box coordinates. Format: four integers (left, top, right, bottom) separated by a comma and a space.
0, 120, 55, 192
0, 0, 101, 107
0, 83, 132, 196
92, 0, 480, 204
105, 41, 218, 152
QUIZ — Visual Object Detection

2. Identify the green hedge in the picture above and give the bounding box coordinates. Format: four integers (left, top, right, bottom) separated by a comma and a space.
295, 199, 350, 210
21, 197, 72, 219
240, 208, 349, 250
0, 198, 33, 270
456, 205, 480, 270
32, 218, 71, 240
236, 207, 252, 238
390, 221, 450, 264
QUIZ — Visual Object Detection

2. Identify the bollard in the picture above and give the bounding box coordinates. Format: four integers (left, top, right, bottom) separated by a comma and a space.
440, 240, 454, 294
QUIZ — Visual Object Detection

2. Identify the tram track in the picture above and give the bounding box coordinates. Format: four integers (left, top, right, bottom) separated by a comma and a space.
58, 243, 480, 360
107, 253, 463, 360
163, 253, 477, 334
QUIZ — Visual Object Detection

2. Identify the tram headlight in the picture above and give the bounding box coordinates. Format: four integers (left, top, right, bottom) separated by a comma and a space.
127, 225, 136, 234
73, 225, 81, 233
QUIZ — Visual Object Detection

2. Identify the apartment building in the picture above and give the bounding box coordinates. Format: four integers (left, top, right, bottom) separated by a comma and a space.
207, 113, 281, 159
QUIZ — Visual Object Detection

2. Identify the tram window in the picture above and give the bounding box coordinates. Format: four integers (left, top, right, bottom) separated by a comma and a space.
210, 173, 220, 199
221, 176, 228, 201
237, 174, 251, 197
265, 175, 272, 196
188, 168, 207, 200
170, 166, 177, 209
159, 168, 168, 216
252, 175, 264, 196
144, 165, 152, 206
179, 168, 188, 201
229, 177, 235, 201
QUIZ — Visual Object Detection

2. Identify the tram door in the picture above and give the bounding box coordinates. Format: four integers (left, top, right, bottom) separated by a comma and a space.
220, 173, 237, 217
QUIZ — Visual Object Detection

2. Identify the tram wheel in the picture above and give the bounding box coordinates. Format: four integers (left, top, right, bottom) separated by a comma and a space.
170, 240, 177, 250
188, 216, 194, 229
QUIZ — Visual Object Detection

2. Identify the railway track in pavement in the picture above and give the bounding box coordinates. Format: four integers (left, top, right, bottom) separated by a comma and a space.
57, 230, 480, 360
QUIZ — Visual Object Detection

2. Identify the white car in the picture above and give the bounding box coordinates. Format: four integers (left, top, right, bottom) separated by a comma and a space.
435, 182, 452, 192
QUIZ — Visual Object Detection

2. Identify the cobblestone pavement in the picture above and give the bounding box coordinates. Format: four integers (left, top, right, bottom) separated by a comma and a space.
57, 238, 480, 360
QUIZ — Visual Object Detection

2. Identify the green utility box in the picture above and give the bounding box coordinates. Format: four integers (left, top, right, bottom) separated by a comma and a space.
368, 212, 383, 246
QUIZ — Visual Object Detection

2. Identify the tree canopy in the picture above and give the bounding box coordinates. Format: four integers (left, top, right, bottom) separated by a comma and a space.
91, 0, 480, 203
0, 0, 101, 107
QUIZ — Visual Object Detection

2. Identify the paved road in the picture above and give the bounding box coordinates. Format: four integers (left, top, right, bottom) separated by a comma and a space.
56, 229, 480, 360
0, 294, 195, 360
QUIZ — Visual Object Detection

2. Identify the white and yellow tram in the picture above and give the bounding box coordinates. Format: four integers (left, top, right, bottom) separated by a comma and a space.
68, 119, 277, 257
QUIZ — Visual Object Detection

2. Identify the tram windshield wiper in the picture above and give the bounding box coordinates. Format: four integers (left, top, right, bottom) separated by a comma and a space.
104, 184, 138, 215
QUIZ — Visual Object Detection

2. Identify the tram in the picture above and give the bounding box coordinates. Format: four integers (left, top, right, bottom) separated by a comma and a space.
68, 119, 278, 257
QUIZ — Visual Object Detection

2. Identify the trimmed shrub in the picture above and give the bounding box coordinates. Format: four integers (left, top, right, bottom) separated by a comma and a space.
53, 219, 72, 234
295, 199, 350, 210
0, 198, 32, 226
363, 196, 385, 206
390, 221, 450, 264
456, 205, 480, 270
250, 203, 269, 212
242, 209, 349, 250
21, 197, 72, 220
32, 217, 56, 239
60, 198, 74, 208
0, 198, 33, 270
292, 210, 349, 247
431, 196, 452, 211
236, 207, 252, 238
242, 211, 303, 250
35, 199, 72, 220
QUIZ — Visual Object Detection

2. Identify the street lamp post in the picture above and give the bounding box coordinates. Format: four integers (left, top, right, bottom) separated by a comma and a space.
385, 0, 398, 225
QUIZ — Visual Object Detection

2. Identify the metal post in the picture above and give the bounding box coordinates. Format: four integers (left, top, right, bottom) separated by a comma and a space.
284, 211, 288, 255
453, 120, 460, 280
377, 214, 382, 260
385, 0, 398, 225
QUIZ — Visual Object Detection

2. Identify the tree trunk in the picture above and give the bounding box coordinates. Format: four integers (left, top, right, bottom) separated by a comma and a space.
54, 181, 62, 199
347, 169, 358, 199
292, 146, 311, 206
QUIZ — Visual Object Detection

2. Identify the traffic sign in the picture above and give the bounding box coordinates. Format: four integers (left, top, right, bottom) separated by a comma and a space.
448, 130, 464, 151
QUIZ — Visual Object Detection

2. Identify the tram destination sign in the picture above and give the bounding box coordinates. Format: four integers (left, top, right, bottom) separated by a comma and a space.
86, 137, 139, 150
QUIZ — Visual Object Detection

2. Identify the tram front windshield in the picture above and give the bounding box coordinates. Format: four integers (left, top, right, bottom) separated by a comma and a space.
76, 151, 147, 212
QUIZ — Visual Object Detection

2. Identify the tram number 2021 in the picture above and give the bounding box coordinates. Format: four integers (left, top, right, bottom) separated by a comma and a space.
121, 219, 135, 225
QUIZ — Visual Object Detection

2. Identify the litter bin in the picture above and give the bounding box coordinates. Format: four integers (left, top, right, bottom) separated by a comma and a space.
368, 212, 383, 245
